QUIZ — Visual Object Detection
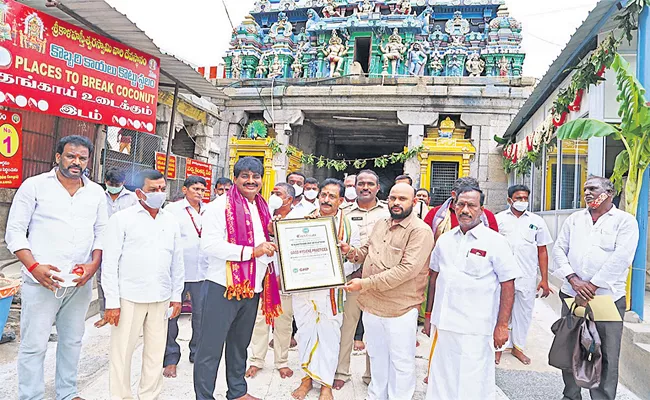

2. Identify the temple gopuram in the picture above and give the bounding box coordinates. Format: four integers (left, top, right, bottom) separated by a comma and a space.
215, 0, 535, 209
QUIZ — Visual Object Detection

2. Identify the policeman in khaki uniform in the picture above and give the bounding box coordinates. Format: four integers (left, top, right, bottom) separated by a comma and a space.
333, 169, 390, 390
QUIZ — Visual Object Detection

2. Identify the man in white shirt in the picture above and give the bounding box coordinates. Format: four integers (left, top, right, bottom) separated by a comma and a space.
214, 177, 232, 198
196, 157, 280, 400
95, 166, 138, 328
288, 171, 307, 207
495, 184, 553, 365
426, 185, 519, 400
102, 169, 185, 400
340, 174, 357, 209
291, 178, 360, 400
552, 176, 638, 400
5, 135, 108, 400
246, 182, 303, 379
162, 175, 208, 379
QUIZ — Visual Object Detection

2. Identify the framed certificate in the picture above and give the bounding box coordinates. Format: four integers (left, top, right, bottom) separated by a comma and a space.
274, 216, 346, 293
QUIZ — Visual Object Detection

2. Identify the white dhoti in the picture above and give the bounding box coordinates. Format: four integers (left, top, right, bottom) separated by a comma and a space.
508, 279, 536, 351
426, 327, 495, 400
363, 308, 418, 400
293, 291, 343, 387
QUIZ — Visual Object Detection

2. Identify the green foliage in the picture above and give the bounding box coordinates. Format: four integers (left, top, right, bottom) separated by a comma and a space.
556, 119, 619, 140
610, 150, 630, 194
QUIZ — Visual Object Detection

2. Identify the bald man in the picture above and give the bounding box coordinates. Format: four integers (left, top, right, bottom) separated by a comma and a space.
342, 183, 434, 400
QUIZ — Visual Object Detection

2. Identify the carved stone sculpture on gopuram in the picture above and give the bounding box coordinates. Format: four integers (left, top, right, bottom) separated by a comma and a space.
224, 0, 525, 79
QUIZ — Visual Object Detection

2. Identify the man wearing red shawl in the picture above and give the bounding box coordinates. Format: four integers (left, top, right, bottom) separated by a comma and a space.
194, 157, 282, 400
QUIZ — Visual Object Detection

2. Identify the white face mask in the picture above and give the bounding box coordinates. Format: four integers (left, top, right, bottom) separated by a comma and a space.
268, 194, 284, 211
138, 190, 166, 209
512, 201, 529, 212
304, 189, 318, 200
293, 184, 303, 197
345, 186, 357, 201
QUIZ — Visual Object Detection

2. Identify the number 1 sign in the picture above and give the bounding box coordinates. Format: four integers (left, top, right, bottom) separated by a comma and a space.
0, 110, 23, 188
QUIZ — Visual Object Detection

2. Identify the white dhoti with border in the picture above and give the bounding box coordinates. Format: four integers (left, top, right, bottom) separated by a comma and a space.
426, 326, 496, 400
293, 291, 343, 387
508, 278, 536, 351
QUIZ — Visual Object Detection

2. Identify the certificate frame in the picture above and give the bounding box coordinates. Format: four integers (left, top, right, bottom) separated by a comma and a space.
274, 216, 347, 293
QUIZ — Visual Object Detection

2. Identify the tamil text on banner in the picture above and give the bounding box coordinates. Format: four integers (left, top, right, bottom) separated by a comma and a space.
155, 152, 176, 179
0, 0, 159, 133
185, 158, 212, 202
0, 109, 22, 188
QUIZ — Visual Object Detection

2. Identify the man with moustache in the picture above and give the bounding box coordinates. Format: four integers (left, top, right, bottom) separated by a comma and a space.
552, 176, 638, 400
342, 183, 434, 400
246, 183, 300, 379
292, 179, 360, 400
162, 176, 209, 378
333, 169, 389, 390
102, 169, 185, 400
6, 135, 108, 400
196, 157, 281, 400
214, 177, 233, 198
425, 185, 518, 400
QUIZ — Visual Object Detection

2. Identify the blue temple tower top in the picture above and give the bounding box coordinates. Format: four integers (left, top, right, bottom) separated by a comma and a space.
224, 0, 524, 79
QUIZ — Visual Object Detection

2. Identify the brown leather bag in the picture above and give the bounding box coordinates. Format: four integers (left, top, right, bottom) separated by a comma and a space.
548, 302, 586, 370
572, 309, 602, 389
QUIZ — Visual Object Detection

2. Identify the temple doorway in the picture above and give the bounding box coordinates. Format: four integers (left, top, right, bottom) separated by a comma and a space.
354, 37, 372, 74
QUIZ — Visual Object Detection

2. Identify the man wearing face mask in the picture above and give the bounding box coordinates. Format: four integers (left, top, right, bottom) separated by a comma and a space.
287, 171, 307, 206
6, 135, 108, 400
291, 178, 360, 400
495, 185, 553, 365
95, 167, 138, 328
102, 169, 185, 400
340, 174, 357, 209
552, 176, 638, 400
247, 183, 300, 379
302, 177, 320, 208
162, 176, 209, 379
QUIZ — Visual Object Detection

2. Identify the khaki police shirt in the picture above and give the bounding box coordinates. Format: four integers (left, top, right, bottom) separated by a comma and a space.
343, 199, 390, 245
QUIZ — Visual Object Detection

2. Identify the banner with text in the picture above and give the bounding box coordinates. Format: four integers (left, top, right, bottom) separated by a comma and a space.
186, 158, 212, 203
0, 109, 22, 188
155, 152, 176, 179
0, 0, 159, 133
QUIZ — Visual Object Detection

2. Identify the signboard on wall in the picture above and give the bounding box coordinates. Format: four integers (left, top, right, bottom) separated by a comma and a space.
155, 151, 176, 179
0, 109, 22, 188
0, 0, 160, 133
186, 158, 212, 203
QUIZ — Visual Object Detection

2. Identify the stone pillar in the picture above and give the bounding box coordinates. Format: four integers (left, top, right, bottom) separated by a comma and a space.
397, 111, 439, 188
156, 103, 184, 152
218, 110, 247, 177
263, 110, 304, 183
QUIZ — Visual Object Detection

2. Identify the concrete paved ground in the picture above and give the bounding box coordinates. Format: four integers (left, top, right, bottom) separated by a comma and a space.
0, 297, 641, 400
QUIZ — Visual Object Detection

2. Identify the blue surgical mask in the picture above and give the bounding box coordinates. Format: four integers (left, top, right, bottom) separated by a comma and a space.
106, 185, 123, 195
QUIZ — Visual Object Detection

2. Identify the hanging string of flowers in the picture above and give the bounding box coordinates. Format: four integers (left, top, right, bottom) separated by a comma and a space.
268, 138, 424, 172
497, 0, 649, 174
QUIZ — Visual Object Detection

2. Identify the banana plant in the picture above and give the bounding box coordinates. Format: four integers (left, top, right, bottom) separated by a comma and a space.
556, 53, 650, 217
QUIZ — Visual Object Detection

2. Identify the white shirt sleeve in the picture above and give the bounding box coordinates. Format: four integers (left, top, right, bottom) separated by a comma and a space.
551, 215, 575, 279
590, 214, 639, 290
492, 238, 520, 282
92, 193, 109, 252
101, 213, 126, 309
170, 221, 185, 303
5, 178, 37, 254
535, 218, 554, 247
200, 200, 254, 262
429, 240, 442, 272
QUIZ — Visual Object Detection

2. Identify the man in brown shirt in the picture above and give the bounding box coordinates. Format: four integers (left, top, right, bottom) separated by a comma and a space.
342, 183, 434, 400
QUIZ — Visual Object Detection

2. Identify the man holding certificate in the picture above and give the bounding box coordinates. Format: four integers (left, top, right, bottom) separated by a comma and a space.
290, 178, 360, 400
341, 183, 434, 400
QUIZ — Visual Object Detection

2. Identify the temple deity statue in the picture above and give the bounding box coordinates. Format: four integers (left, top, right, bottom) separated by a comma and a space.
231, 53, 243, 79
322, 0, 341, 18
380, 28, 407, 76
291, 57, 303, 78
429, 53, 444, 76
447, 54, 463, 76
445, 10, 469, 48
393, 0, 412, 15
407, 42, 427, 76
357, 0, 375, 17
255, 56, 268, 78
497, 55, 510, 76
465, 52, 485, 77
268, 54, 284, 78
20, 13, 46, 53
322, 30, 348, 77
269, 12, 293, 39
